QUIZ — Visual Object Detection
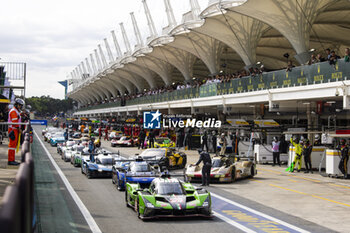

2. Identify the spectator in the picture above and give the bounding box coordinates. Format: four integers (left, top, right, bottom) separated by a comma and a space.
285, 60, 295, 72
316, 53, 326, 62
345, 48, 350, 62
308, 54, 317, 65
329, 50, 340, 66
325, 48, 331, 60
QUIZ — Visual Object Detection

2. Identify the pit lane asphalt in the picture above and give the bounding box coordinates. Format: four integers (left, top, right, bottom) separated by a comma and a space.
33, 126, 334, 233
33, 126, 242, 233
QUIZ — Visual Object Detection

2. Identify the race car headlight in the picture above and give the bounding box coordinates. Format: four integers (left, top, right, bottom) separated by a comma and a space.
146, 203, 154, 208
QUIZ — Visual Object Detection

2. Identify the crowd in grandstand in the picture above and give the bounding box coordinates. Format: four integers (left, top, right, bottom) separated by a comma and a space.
84, 47, 349, 107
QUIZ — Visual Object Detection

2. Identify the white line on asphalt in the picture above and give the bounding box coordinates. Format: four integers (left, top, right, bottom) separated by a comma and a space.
210, 192, 310, 233
33, 130, 102, 233
213, 211, 257, 233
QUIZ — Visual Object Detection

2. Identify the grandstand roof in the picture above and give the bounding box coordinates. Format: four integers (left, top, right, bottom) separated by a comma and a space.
68, 0, 350, 104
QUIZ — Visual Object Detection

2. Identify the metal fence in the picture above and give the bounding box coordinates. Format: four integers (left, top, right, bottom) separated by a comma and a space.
78, 59, 350, 111
0, 124, 34, 233
0, 62, 26, 97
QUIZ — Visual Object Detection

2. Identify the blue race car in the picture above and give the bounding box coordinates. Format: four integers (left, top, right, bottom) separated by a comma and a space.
112, 158, 159, 191
81, 151, 123, 179
50, 132, 65, 147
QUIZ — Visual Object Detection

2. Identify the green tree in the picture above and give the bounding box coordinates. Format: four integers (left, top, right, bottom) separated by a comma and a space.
25, 96, 74, 117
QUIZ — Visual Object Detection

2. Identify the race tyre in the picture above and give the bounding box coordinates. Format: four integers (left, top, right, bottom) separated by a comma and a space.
135, 197, 140, 219
250, 166, 255, 177
117, 178, 121, 190
184, 175, 189, 183
231, 167, 236, 183
125, 191, 129, 207
182, 156, 187, 168
86, 169, 92, 179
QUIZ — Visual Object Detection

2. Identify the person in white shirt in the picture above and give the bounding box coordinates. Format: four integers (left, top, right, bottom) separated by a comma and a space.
272, 137, 281, 166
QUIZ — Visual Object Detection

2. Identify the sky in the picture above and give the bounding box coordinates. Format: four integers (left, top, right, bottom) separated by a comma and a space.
1, 0, 209, 99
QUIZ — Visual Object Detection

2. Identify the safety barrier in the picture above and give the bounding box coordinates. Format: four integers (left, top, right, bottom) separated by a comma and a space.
78, 59, 350, 111
0, 124, 34, 233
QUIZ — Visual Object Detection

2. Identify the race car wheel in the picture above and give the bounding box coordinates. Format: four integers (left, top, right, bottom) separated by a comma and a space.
182, 156, 187, 168
250, 166, 255, 177
184, 175, 189, 183
231, 167, 236, 183
117, 179, 122, 191
135, 197, 140, 218
125, 191, 129, 207
86, 169, 92, 179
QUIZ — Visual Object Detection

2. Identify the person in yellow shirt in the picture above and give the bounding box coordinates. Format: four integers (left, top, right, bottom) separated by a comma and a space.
290, 138, 303, 172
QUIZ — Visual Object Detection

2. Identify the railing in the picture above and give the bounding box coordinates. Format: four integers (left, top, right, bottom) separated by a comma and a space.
78, 59, 350, 112
0, 123, 34, 233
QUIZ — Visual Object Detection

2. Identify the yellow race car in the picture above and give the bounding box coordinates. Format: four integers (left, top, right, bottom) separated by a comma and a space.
152, 137, 176, 148
138, 148, 187, 169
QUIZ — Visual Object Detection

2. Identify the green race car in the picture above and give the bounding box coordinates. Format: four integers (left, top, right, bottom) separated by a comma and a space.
125, 177, 212, 219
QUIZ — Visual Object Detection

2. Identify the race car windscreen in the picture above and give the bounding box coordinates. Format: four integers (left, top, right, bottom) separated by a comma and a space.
82, 148, 90, 155
76, 146, 85, 152
66, 141, 75, 146
54, 132, 64, 137
155, 138, 165, 143
140, 149, 165, 159
157, 182, 184, 195
212, 159, 224, 168
130, 163, 151, 172
96, 158, 114, 165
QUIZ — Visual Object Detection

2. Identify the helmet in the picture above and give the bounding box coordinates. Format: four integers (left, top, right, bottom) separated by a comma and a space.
15, 98, 25, 106
299, 140, 304, 144
273, 137, 277, 141
315, 134, 320, 140
221, 133, 225, 136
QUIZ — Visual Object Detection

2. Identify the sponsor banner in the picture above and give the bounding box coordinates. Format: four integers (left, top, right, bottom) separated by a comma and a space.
31, 119, 48, 125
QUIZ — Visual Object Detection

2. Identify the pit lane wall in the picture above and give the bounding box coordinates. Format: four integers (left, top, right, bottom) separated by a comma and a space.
0, 126, 34, 233
77, 59, 349, 112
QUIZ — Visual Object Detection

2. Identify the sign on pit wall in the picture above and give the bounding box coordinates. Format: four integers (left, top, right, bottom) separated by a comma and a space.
31, 120, 48, 125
